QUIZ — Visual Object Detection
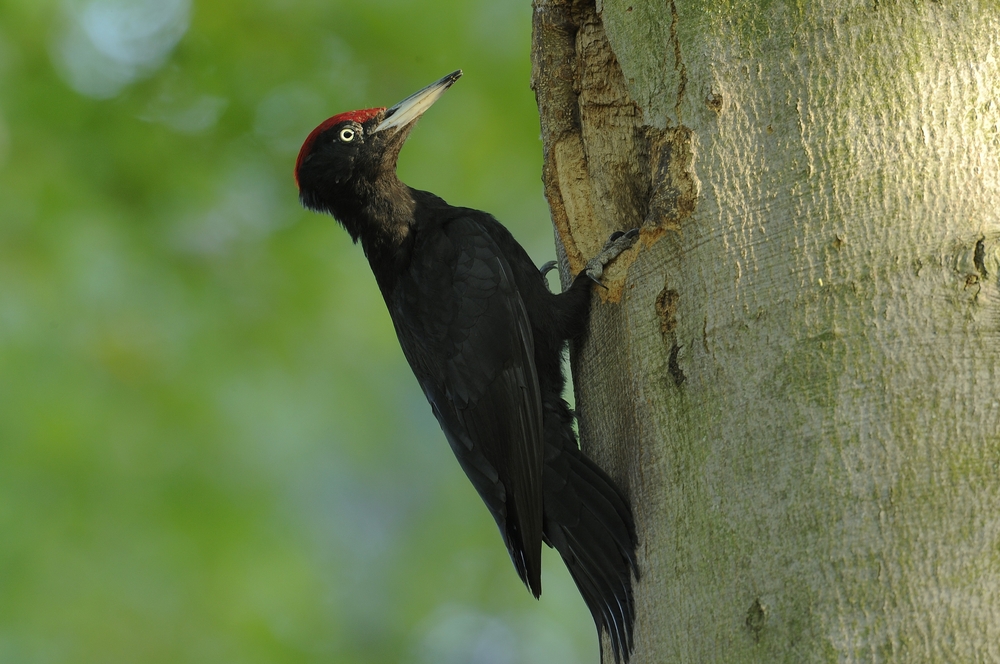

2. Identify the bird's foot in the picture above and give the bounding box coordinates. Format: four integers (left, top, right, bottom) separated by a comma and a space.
585, 229, 640, 287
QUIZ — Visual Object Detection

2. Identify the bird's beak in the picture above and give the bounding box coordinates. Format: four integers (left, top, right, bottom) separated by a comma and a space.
374, 70, 463, 134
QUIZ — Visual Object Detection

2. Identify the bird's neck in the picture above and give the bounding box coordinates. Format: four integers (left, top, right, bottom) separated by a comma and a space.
335, 175, 415, 255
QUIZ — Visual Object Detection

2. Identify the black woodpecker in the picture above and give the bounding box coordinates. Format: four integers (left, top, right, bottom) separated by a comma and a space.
295, 71, 639, 662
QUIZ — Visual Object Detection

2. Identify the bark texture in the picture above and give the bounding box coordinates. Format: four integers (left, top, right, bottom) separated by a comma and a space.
531, 0, 1000, 661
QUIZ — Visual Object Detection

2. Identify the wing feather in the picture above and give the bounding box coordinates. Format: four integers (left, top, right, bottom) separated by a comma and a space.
388, 215, 545, 595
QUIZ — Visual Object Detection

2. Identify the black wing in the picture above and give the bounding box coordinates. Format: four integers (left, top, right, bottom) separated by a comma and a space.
389, 214, 546, 596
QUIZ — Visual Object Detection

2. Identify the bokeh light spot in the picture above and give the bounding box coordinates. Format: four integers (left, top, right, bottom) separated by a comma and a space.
52, 0, 190, 99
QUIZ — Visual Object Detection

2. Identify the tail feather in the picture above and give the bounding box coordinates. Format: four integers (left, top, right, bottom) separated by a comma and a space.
562, 524, 634, 659
543, 443, 639, 663
566, 452, 637, 561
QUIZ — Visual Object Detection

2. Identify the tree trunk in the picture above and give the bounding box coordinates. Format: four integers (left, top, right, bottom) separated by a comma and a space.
531, 0, 1000, 661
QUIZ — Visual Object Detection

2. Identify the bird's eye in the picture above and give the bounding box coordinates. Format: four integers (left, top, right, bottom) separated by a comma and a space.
339, 128, 356, 142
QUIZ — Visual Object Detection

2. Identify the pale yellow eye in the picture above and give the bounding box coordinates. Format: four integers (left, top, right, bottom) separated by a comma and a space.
339, 128, 356, 142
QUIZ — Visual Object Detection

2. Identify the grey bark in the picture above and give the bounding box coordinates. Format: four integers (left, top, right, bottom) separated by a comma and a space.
531, 0, 1000, 661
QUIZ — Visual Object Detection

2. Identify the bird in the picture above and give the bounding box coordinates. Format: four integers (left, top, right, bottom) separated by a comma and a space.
295, 70, 640, 662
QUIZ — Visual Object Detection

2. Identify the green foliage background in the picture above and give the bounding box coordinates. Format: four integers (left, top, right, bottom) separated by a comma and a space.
0, 0, 597, 661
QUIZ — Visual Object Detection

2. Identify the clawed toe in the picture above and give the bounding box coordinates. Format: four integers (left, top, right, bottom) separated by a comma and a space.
584, 228, 640, 284
587, 273, 610, 289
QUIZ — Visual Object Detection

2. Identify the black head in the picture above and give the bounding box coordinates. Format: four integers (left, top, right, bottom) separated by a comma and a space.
295, 70, 463, 233
295, 107, 391, 217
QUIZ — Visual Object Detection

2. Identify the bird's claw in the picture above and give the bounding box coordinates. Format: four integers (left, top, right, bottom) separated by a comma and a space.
584, 228, 639, 286
539, 260, 558, 277
588, 273, 610, 290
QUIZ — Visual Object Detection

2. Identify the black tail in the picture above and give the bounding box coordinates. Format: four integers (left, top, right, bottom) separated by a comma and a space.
542, 431, 639, 663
